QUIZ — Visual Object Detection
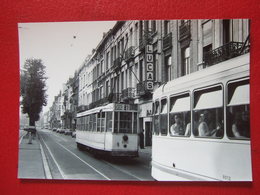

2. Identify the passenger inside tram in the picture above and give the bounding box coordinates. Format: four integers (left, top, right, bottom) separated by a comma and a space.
170, 114, 184, 136
231, 111, 250, 138
198, 110, 222, 137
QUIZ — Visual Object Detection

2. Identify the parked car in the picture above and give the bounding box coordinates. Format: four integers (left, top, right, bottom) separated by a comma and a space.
52, 128, 57, 132
64, 129, 72, 136
59, 129, 65, 134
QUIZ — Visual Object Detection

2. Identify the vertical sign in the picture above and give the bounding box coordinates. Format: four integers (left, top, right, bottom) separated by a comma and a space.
146, 45, 154, 90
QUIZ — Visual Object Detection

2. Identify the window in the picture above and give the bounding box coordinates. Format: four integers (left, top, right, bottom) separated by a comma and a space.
86, 115, 89, 131
164, 20, 170, 35
165, 55, 172, 81
202, 20, 213, 60
181, 47, 190, 76
133, 113, 137, 134
97, 112, 105, 132
89, 114, 93, 131
227, 80, 250, 139
119, 112, 132, 133
106, 112, 113, 132
151, 20, 156, 33
160, 99, 168, 135
193, 86, 224, 138
223, 19, 231, 44
92, 114, 97, 131
169, 94, 191, 136
114, 112, 119, 133
153, 101, 160, 135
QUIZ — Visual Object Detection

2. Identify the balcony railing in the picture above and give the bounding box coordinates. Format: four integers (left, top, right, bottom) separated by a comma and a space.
139, 31, 153, 51
89, 97, 109, 109
107, 93, 122, 103
112, 57, 122, 71
136, 81, 152, 96
124, 46, 135, 62
203, 42, 250, 67
77, 105, 89, 112
163, 32, 172, 50
179, 20, 191, 41
122, 87, 136, 100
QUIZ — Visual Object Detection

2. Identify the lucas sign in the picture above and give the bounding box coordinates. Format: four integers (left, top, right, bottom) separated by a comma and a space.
146, 45, 154, 90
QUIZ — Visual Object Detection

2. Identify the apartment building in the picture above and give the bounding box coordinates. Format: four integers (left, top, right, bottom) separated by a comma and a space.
77, 19, 250, 147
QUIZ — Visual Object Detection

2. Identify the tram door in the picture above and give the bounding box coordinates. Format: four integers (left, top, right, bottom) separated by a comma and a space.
145, 122, 152, 146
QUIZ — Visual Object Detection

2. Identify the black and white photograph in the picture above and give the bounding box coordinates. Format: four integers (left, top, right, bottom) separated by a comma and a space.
19, 19, 251, 181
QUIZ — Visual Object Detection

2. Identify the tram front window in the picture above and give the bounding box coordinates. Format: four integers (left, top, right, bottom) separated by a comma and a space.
193, 86, 224, 138
119, 112, 132, 134
227, 80, 250, 139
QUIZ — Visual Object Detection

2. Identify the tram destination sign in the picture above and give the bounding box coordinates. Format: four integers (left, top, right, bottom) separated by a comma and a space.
114, 103, 138, 111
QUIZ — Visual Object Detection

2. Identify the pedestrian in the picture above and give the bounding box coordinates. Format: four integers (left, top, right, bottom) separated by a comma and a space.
139, 129, 145, 149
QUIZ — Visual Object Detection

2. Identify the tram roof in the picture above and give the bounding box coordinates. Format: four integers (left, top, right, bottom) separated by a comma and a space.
153, 53, 250, 100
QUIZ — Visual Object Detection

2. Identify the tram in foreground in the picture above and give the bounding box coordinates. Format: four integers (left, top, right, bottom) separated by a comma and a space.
152, 53, 251, 181
76, 103, 139, 157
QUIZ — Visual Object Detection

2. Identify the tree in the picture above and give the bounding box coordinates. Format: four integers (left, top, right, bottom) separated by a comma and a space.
20, 58, 48, 126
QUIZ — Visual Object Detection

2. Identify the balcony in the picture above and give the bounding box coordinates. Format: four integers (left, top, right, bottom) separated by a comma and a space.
179, 20, 191, 41
107, 93, 122, 103
77, 105, 89, 112
139, 31, 153, 51
136, 81, 152, 97
112, 57, 122, 72
163, 32, 172, 50
124, 46, 135, 62
203, 42, 250, 67
122, 87, 135, 100
89, 97, 109, 109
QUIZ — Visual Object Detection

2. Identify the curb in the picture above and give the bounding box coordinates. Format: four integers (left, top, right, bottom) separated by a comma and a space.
38, 133, 52, 179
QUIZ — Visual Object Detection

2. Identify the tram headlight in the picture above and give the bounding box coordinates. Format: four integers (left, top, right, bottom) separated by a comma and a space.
123, 135, 128, 142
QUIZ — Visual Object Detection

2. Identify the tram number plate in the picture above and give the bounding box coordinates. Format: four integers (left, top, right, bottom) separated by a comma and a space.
222, 175, 231, 181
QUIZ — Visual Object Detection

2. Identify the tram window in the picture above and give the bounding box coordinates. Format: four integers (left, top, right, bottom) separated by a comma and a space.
89, 115, 93, 131
86, 115, 89, 131
160, 99, 168, 136
83, 116, 87, 131
114, 112, 119, 133
169, 94, 191, 137
153, 101, 160, 135
227, 80, 250, 139
193, 86, 224, 138
119, 112, 132, 134
97, 113, 101, 132
133, 113, 137, 134
106, 112, 113, 132
97, 112, 105, 132
93, 114, 97, 132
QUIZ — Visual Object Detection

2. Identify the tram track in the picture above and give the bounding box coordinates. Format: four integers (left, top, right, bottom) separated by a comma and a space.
38, 129, 153, 181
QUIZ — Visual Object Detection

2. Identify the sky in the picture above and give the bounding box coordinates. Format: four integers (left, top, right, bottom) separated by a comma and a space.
18, 21, 116, 113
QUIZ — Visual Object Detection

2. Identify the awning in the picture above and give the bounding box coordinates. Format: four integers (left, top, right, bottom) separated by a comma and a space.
228, 84, 249, 106
194, 90, 223, 110
170, 96, 190, 113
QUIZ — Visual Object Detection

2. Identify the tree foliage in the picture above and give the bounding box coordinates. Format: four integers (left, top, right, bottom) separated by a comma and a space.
20, 58, 48, 126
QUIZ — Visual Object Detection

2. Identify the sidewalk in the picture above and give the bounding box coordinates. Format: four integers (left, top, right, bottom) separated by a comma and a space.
18, 131, 46, 179
138, 146, 152, 155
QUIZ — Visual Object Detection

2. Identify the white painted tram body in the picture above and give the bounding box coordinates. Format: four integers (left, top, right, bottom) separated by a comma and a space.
76, 103, 139, 157
152, 54, 252, 181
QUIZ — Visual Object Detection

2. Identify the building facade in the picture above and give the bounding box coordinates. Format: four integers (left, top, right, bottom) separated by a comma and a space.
58, 19, 250, 146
